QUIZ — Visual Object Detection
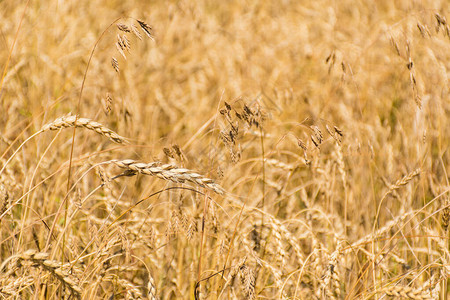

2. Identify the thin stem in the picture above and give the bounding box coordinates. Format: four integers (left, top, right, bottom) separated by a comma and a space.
197, 192, 209, 298
0, 131, 42, 176
63, 17, 122, 264
259, 126, 265, 236
0, 0, 30, 93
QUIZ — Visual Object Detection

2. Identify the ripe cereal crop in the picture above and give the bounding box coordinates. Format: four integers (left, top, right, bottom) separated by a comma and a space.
0, 1, 449, 299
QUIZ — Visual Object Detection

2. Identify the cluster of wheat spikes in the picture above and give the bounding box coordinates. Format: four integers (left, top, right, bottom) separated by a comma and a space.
1, 1, 449, 299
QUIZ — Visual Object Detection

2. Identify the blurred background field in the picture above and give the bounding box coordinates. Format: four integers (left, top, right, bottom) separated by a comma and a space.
0, 0, 449, 299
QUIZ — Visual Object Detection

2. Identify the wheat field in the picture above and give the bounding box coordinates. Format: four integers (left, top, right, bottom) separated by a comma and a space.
0, 0, 449, 299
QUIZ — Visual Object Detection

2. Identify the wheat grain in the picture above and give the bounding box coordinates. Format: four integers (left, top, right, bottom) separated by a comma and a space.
131, 23, 142, 40
117, 23, 130, 32
111, 57, 119, 73
116, 35, 127, 59
122, 34, 131, 51
137, 20, 154, 40
103, 93, 113, 115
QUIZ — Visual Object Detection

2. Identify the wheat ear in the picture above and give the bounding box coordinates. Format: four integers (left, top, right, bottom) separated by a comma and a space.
41, 115, 128, 144
1, 115, 126, 186
109, 159, 225, 195
17, 250, 82, 298
380, 285, 432, 299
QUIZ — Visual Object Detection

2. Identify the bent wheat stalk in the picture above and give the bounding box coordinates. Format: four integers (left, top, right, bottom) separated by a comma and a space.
41, 115, 128, 144
0, 115, 127, 176
12, 250, 82, 298
108, 159, 225, 195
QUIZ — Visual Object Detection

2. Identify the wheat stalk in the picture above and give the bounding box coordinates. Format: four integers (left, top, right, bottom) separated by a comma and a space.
15, 249, 82, 298
0, 184, 8, 217
442, 195, 450, 232
1, 114, 127, 177
0, 276, 35, 297
108, 159, 225, 195
239, 264, 256, 300
147, 273, 158, 300
380, 285, 432, 299
320, 241, 343, 299
41, 115, 128, 144
137, 20, 154, 40
103, 276, 143, 299
347, 212, 412, 254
